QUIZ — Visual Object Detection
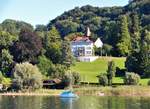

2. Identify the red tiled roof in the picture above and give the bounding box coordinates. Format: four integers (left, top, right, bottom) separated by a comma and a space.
72, 36, 92, 42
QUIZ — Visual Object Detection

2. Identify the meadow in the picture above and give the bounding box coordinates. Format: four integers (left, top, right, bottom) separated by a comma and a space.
71, 57, 149, 85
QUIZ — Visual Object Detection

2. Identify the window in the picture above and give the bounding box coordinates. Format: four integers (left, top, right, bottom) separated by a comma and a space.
86, 47, 91, 50
86, 51, 92, 54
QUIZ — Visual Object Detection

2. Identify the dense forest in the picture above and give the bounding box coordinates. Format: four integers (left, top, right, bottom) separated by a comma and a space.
0, 0, 149, 90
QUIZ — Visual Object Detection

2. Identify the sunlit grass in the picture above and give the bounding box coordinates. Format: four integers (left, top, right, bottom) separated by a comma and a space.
71, 57, 126, 83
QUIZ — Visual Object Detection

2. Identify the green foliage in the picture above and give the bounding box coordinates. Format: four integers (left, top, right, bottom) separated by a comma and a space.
0, 72, 4, 84
0, 49, 13, 75
50, 64, 67, 78
102, 44, 113, 56
61, 39, 75, 68
44, 27, 62, 64
130, 13, 141, 52
12, 62, 43, 91
35, 25, 47, 32
138, 30, 150, 77
1, 19, 33, 35
37, 55, 53, 76
95, 44, 113, 56
117, 15, 131, 56
124, 72, 140, 85
126, 30, 150, 77
0, 71, 11, 85
147, 80, 150, 86
0, 31, 16, 50
97, 74, 108, 86
107, 61, 116, 85
55, 20, 79, 37
71, 71, 81, 85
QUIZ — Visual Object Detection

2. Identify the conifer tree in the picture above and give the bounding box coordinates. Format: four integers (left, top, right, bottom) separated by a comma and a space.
130, 13, 140, 52
61, 39, 75, 69
126, 30, 150, 77
138, 30, 150, 77
117, 15, 131, 56
107, 61, 116, 85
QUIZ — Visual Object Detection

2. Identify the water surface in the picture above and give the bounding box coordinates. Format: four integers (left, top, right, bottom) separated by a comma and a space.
0, 96, 150, 109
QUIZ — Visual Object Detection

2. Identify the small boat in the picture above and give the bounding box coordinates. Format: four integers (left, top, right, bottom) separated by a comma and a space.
60, 90, 78, 98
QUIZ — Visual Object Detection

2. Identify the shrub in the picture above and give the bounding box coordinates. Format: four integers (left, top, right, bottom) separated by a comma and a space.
107, 61, 116, 85
148, 80, 150, 86
97, 73, 108, 86
37, 55, 53, 76
12, 62, 43, 91
60, 71, 81, 88
124, 72, 140, 85
72, 71, 81, 85
0, 72, 3, 84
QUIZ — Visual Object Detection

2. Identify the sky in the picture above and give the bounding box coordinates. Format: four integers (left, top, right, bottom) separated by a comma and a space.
0, 0, 129, 26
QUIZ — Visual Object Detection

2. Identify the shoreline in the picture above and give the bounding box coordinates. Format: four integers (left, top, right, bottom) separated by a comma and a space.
0, 86, 150, 97
0, 92, 60, 96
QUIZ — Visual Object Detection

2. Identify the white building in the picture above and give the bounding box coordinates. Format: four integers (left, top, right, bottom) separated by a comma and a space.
71, 28, 103, 62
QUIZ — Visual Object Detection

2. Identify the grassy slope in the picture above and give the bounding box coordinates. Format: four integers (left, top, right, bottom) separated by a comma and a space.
71, 57, 126, 83
71, 57, 150, 85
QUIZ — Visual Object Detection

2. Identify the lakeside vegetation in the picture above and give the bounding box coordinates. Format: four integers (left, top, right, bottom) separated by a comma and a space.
74, 86, 150, 96
0, 0, 149, 94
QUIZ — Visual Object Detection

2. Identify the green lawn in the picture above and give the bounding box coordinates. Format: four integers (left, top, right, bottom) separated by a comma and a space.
71, 57, 150, 85
139, 78, 150, 86
113, 77, 150, 85
71, 57, 126, 83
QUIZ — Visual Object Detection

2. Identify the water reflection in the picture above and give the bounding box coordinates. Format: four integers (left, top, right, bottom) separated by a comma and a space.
0, 96, 150, 109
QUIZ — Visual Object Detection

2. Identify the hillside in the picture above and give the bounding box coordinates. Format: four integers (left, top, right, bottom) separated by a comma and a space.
71, 57, 126, 83
47, 0, 150, 38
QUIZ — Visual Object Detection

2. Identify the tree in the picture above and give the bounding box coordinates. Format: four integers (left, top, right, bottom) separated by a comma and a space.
124, 72, 140, 85
117, 15, 131, 56
138, 30, 150, 77
37, 55, 53, 76
11, 29, 42, 63
1, 19, 33, 35
126, 29, 150, 77
0, 31, 16, 50
107, 61, 116, 85
12, 62, 43, 91
0, 49, 13, 75
44, 27, 62, 64
71, 71, 81, 85
0, 72, 4, 84
61, 39, 75, 68
125, 52, 140, 74
102, 44, 113, 56
130, 13, 141, 52
50, 64, 67, 78
97, 73, 108, 86
55, 20, 79, 37
35, 25, 47, 32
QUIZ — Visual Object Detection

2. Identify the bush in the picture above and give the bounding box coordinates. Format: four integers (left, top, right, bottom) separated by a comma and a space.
0, 72, 4, 84
148, 80, 150, 86
12, 62, 43, 91
60, 71, 81, 88
72, 71, 81, 85
97, 73, 108, 86
37, 55, 53, 76
124, 72, 140, 85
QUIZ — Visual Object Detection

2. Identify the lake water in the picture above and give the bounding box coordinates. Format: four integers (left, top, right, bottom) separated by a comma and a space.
0, 96, 150, 109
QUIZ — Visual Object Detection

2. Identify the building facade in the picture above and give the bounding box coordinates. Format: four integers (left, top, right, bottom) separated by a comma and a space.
71, 37, 94, 57
70, 28, 103, 62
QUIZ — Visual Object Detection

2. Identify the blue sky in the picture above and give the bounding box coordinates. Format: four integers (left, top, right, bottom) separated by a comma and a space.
0, 0, 129, 26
